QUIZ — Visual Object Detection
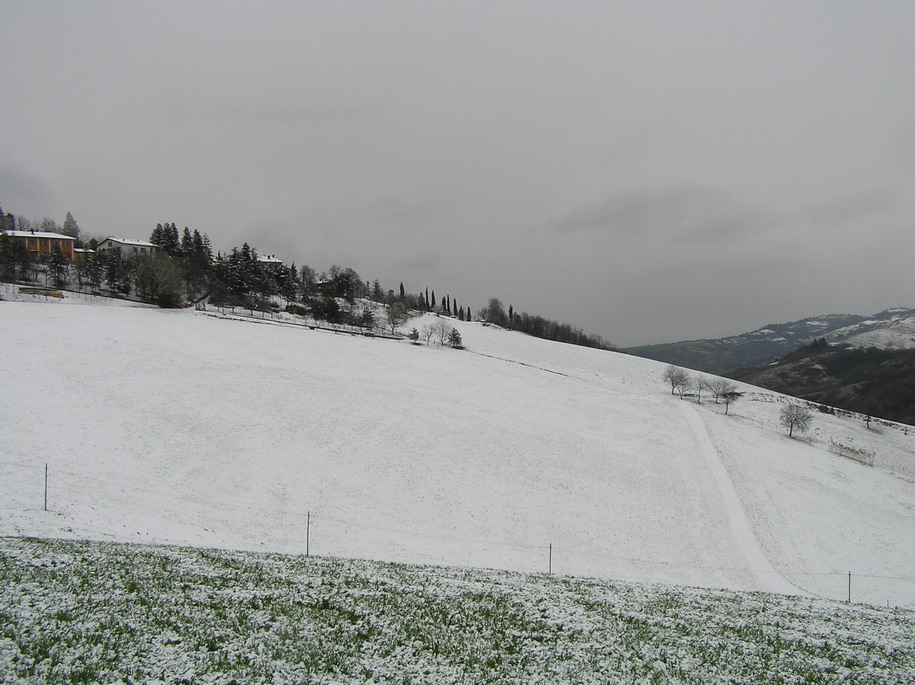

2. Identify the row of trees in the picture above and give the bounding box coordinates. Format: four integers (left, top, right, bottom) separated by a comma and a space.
477, 297, 614, 350
2, 202, 613, 352
408, 318, 463, 348
663, 364, 742, 414
663, 364, 813, 436
0, 209, 83, 244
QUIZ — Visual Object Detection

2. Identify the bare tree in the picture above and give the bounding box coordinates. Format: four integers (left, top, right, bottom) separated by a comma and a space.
430, 318, 452, 346
691, 377, 711, 403
663, 365, 691, 397
780, 402, 813, 438
480, 297, 508, 326
708, 378, 737, 404
385, 301, 408, 334
722, 388, 742, 415
421, 323, 435, 346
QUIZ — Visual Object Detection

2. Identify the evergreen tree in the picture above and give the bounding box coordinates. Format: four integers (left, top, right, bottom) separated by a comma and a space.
47, 245, 69, 287
448, 328, 463, 349
181, 227, 194, 257
399, 282, 405, 300
61, 212, 81, 244
431, 290, 436, 308
150, 224, 164, 246
168, 223, 180, 256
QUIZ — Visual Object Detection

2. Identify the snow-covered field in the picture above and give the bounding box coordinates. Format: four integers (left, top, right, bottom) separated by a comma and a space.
1, 289, 914, 610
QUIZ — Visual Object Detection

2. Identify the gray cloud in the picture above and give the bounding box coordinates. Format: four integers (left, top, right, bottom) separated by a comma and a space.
0, 163, 56, 217
2, 1, 914, 347
362, 197, 432, 227
551, 186, 777, 245
802, 191, 898, 229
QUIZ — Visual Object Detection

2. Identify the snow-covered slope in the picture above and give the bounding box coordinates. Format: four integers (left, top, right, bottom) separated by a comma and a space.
2, 295, 914, 608
827, 308, 915, 350
625, 307, 915, 373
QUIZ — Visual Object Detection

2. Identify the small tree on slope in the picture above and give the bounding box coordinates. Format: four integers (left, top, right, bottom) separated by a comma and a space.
663, 365, 690, 397
780, 402, 813, 438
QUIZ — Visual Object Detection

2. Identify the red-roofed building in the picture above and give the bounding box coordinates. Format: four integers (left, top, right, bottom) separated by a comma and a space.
4, 231, 76, 260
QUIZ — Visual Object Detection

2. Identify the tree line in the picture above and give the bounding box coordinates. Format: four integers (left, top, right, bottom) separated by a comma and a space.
663, 363, 814, 437
1, 202, 614, 351
476, 297, 614, 350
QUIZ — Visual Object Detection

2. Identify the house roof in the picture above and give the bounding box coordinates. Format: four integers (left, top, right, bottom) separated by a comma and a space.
100, 237, 158, 248
4, 230, 76, 240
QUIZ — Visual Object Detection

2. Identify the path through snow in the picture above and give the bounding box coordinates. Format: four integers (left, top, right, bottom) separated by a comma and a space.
678, 401, 800, 596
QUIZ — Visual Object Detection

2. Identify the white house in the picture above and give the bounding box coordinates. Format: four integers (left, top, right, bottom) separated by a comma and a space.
96, 237, 160, 258
257, 254, 284, 271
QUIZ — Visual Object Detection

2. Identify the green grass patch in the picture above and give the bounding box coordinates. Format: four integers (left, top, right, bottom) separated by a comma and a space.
1, 537, 913, 683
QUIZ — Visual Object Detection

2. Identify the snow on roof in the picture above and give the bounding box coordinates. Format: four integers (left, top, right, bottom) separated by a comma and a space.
101, 237, 158, 248
257, 255, 283, 263
4, 230, 75, 240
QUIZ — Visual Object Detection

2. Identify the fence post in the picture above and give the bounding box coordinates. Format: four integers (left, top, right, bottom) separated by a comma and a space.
44, 463, 48, 512
848, 571, 851, 603
549, 543, 552, 574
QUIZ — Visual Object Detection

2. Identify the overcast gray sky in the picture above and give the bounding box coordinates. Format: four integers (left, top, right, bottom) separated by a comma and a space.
2, 1, 913, 346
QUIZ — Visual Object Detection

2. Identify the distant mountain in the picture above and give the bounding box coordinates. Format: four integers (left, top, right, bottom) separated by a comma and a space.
624, 307, 915, 374
726, 341, 915, 426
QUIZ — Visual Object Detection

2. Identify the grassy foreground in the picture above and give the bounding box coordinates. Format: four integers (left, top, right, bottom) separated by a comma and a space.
1, 537, 913, 684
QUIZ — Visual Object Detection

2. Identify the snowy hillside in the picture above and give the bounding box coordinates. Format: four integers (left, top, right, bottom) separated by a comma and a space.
2, 292, 914, 609
625, 307, 915, 373
828, 308, 915, 350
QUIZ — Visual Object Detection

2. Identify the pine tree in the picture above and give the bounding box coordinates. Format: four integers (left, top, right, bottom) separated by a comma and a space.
61, 212, 81, 241
431, 290, 436, 308
47, 245, 69, 287
448, 327, 463, 349
150, 224, 164, 246
399, 282, 405, 300
181, 227, 194, 257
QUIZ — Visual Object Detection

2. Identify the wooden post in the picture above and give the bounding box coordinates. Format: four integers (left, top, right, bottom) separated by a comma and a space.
306, 511, 311, 557
549, 543, 552, 575
848, 571, 851, 603
44, 464, 48, 512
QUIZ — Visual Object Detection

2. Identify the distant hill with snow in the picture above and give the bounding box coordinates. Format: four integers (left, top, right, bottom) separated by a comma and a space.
2, 287, 915, 609
624, 307, 915, 374
727, 341, 915, 425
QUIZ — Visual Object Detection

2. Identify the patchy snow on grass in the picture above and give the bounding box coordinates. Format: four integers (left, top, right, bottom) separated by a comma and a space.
2, 537, 913, 684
